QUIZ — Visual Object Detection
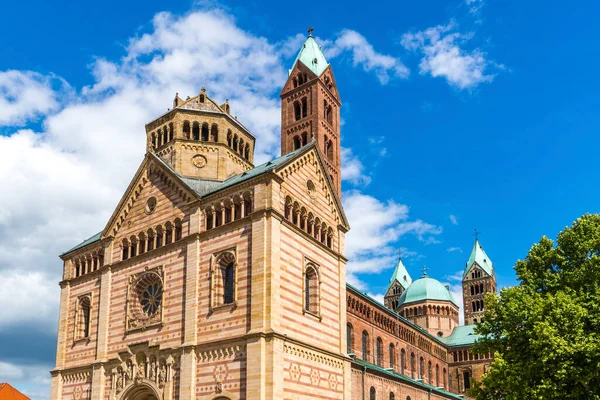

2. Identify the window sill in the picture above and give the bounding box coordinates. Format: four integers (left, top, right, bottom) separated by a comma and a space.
210, 302, 237, 313
125, 321, 164, 335
73, 337, 90, 346
303, 309, 322, 321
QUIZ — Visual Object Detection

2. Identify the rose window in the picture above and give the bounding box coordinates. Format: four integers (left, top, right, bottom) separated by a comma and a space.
127, 269, 164, 331
141, 282, 162, 317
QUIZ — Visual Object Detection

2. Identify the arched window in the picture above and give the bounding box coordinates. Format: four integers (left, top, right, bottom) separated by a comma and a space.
213, 252, 236, 307
175, 219, 182, 241
122, 240, 129, 261
162, 127, 168, 144
410, 353, 415, 378
151, 133, 156, 149
169, 123, 174, 141
155, 226, 163, 248
223, 263, 234, 304
293, 136, 301, 150
304, 265, 319, 313
211, 124, 218, 142
75, 296, 91, 340
428, 361, 432, 383
362, 331, 369, 361
199, 94, 205, 103
183, 121, 190, 139
326, 140, 333, 160
233, 134, 239, 152
301, 97, 307, 118
192, 122, 200, 140
419, 357, 424, 379
165, 222, 173, 245
471, 285, 475, 295
390, 393, 395, 400
227, 130, 232, 147
147, 229, 155, 251
201, 123, 209, 141
301, 132, 308, 146
244, 144, 250, 160
347, 324, 353, 354
293, 77, 298, 88
389, 343, 395, 369
129, 236, 137, 257
436, 364, 440, 387
463, 371, 471, 390
376, 337, 383, 366
400, 349, 406, 374
443, 368, 447, 389
370, 387, 376, 400
294, 101, 301, 121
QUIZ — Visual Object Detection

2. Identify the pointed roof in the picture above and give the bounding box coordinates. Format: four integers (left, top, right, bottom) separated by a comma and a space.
0, 383, 30, 400
388, 258, 412, 290
464, 239, 494, 278
290, 33, 329, 77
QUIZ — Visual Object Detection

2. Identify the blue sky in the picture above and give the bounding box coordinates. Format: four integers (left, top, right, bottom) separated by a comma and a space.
1, 0, 600, 397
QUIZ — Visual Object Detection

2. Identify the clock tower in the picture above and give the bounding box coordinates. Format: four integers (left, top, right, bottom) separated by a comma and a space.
144, 87, 256, 181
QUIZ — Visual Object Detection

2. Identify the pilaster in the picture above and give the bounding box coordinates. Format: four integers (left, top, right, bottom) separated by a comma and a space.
178, 346, 197, 399
95, 266, 112, 361
90, 363, 106, 400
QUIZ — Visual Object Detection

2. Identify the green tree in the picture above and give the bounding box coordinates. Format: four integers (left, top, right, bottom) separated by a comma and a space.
470, 214, 600, 400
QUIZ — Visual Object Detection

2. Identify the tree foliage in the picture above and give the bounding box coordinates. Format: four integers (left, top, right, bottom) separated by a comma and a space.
470, 214, 600, 400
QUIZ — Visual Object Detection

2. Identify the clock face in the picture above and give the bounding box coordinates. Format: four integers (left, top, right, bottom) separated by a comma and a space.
192, 154, 207, 168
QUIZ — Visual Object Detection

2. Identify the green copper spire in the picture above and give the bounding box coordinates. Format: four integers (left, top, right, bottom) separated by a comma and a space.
388, 257, 412, 290
464, 239, 494, 278
290, 27, 329, 77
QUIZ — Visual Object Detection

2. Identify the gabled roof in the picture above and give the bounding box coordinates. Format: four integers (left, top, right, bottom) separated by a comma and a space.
0, 383, 30, 400
388, 258, 412, 290
439, 324, 481, 347
290, 34, 329, 77
464, 239, 494, 278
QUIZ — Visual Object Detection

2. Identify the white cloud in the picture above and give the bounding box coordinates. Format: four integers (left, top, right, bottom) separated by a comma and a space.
323, 30, 410, 84
341, 147, 371, 186
447, 246, 463, 253
343, 191, 442, 287
449, 214, 458, 225
401, 22, 499, 90
0, 71, 68, 126
0, 270, 59, 332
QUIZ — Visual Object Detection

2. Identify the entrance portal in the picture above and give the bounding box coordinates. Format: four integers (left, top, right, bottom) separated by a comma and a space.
121, 384, 159, 400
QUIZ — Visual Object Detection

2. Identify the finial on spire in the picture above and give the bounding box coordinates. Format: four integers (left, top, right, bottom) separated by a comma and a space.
422, 266, 428, 276
308, 26, 314, 37
474, 228, 480, 240
397, 248, 403, 261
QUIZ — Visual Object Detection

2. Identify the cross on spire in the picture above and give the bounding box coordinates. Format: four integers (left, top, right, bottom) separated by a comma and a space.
308, 26, 314, 37
422, 266, 428, 276
473, 228, 480, 240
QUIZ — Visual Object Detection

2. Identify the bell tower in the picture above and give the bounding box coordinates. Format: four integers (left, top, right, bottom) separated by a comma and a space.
462, 237, 497, 325
280, 27, 342, 196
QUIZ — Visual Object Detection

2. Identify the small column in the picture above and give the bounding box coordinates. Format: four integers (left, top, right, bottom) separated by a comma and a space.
221, 202, 226, 224
241, 197, 246, 217
230, 198, 235, 221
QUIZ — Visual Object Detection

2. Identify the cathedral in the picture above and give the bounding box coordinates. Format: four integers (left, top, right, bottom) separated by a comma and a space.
51, 30, 496, 400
